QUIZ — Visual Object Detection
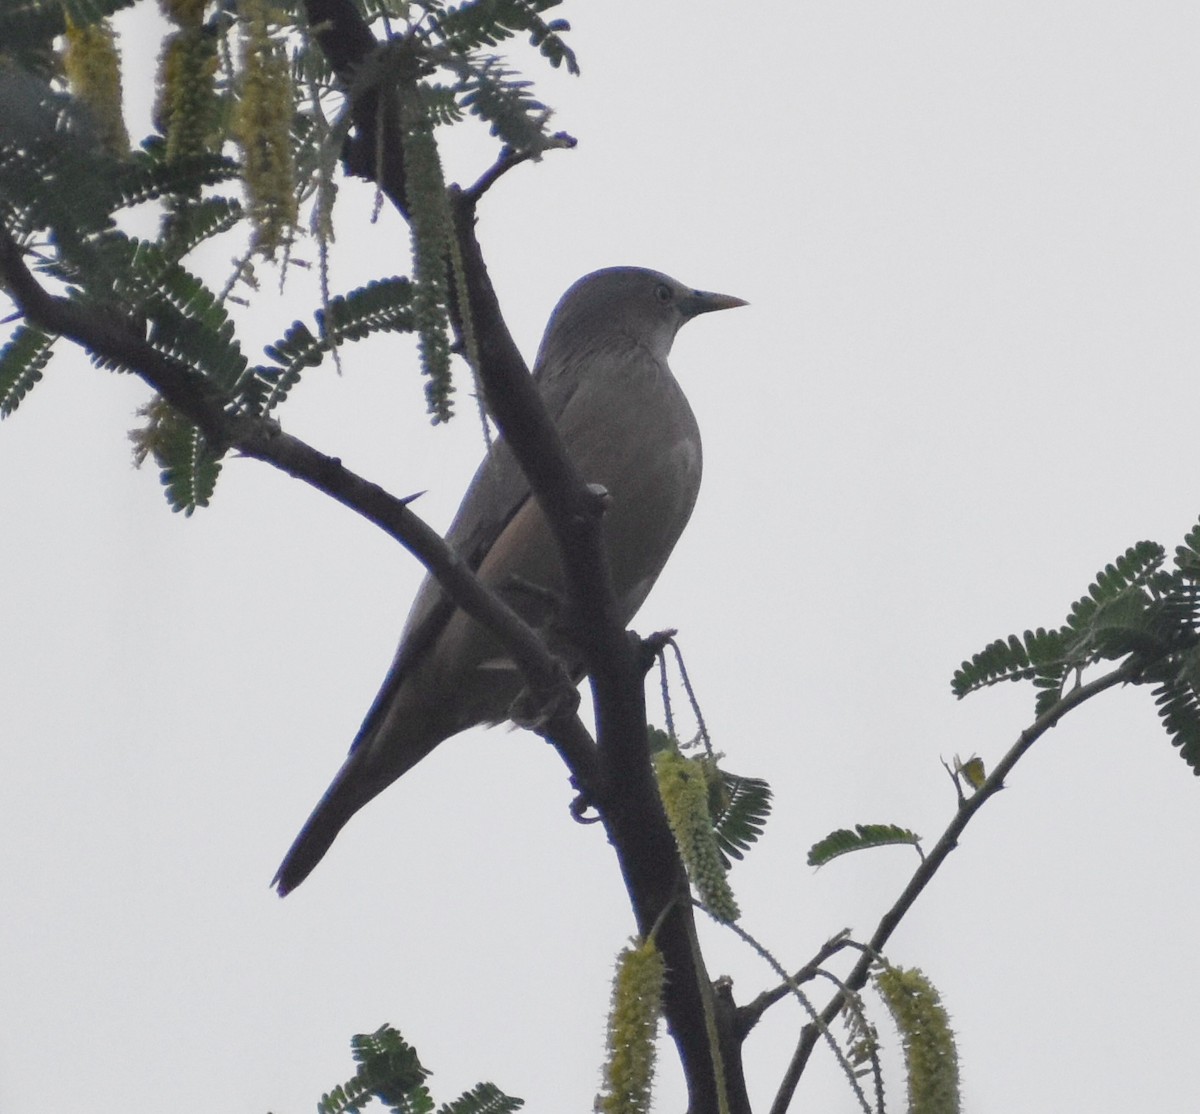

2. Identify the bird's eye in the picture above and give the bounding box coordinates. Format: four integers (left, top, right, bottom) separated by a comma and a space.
654, 283, 673, 303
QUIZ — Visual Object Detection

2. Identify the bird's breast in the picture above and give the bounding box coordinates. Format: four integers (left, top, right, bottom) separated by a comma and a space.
564, 371, 701, 622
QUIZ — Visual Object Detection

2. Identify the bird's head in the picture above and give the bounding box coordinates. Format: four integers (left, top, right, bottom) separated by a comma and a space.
536, 267, 747, 367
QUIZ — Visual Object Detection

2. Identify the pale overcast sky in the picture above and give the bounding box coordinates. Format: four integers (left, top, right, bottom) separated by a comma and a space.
3, 2, 1200, 1112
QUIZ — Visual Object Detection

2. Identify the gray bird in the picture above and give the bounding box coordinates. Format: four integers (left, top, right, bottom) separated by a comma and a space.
273, 267, 746, 894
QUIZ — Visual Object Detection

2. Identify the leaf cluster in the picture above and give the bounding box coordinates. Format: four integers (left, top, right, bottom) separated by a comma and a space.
317, 1024, 522, 1114
0, 0, 578, 509
425, 0, 579, 76
953, 529, 1200, 772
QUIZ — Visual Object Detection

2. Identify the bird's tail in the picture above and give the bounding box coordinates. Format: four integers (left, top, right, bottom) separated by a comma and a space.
272, 791, 354, 896
273, 681, 463, 894
271, 753, 386, 896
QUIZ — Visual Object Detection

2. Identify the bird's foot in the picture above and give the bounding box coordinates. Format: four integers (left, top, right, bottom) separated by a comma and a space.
508, 682, 580, 732
568, 787, 602, 824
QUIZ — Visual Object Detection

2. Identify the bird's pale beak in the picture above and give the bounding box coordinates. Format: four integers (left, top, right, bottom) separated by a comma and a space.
683, 289, 749, 317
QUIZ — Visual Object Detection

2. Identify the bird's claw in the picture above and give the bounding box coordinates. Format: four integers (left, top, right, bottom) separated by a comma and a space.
508, 683, 581, 731
569, 789, 602, 824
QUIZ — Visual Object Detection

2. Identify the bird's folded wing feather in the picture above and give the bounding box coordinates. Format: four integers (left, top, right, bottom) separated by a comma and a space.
347, 362, 585, 754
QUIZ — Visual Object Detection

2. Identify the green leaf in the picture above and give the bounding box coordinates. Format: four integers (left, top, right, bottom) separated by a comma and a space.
711, 770, 772, 867
429, 0, 579, 76
349, 1024, 430, 1103
437, 1081, 524, 1114
113, 144, 242, 213
0, 64, 122, 242
154, 410, 221, 515
255, 277, 417, 412
1153, 670, 1200, 775
952, 627, 1066, 699
0, 323, 55, 417
442, 52, 557, 155
1079, 588, 1163, 660
314, 1024, 522, 1113
1174, 516, 1200, 579
808, 824, 922, 868
1064, 541, 1165, 637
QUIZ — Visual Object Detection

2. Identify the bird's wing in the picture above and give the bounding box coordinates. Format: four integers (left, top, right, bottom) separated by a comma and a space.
349, 363, 586, 753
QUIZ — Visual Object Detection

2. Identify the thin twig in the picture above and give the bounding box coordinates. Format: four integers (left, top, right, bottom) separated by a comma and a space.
700, 906, 871, 1114
659, 650, 676, 741
462, 132, 577, 202
767, 657, 1141, 1114
670, 637, 713, 755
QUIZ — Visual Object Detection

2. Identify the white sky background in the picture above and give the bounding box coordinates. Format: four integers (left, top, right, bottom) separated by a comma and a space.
2, 1, 1200, 1111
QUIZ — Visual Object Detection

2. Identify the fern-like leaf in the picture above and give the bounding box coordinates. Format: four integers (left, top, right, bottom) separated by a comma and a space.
349, 1024, 431, 1108
1078, 588, 1166, 660
317, 1080, 373, 1114
113, 143, 241, 212
1153, 672, 1200, 774
1064, 541, 1165, 636
163, 425, 220, 514
443, 52, 555, 155
429, 0, 579, 75
807, 824, 922, 868
321, 277, 417, 344
1174, 517, 1200, 579
255, 277, 416, 411
0, 323, 55, 417
710, 770, 772, 866
1155, 580, 1200, 656
133, 402, 221, 515
0, 64, 121, 242
953, 631, 1039, 697
147, 310, 246, 395
156, 196, 244, 263
437, 1082, 524, 1114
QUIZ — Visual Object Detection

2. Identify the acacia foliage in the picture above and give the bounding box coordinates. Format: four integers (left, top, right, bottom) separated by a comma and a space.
954, 527, 1200, 772
0, 0, 575, 509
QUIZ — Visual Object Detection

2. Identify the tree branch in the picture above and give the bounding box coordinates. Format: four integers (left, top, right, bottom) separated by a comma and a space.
302, 0, 410, 212
765, 658, 1141, 1114
4, 7, 740, 1104
462, 135, 578, 204
290, 9, 738, 1095
0, 228, 598, 795
5, 188, 734, 1113
735, 933, 854, 1039
448, 187, 737, 1114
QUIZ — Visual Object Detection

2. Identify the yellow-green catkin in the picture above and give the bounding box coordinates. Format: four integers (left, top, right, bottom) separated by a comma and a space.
154, 0, 221, 163
599, 937, 665, 1114
653, 749, 740, 923
233, 0, 297, 258
874, 965, 961, 1114
62, 17, 130, 155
